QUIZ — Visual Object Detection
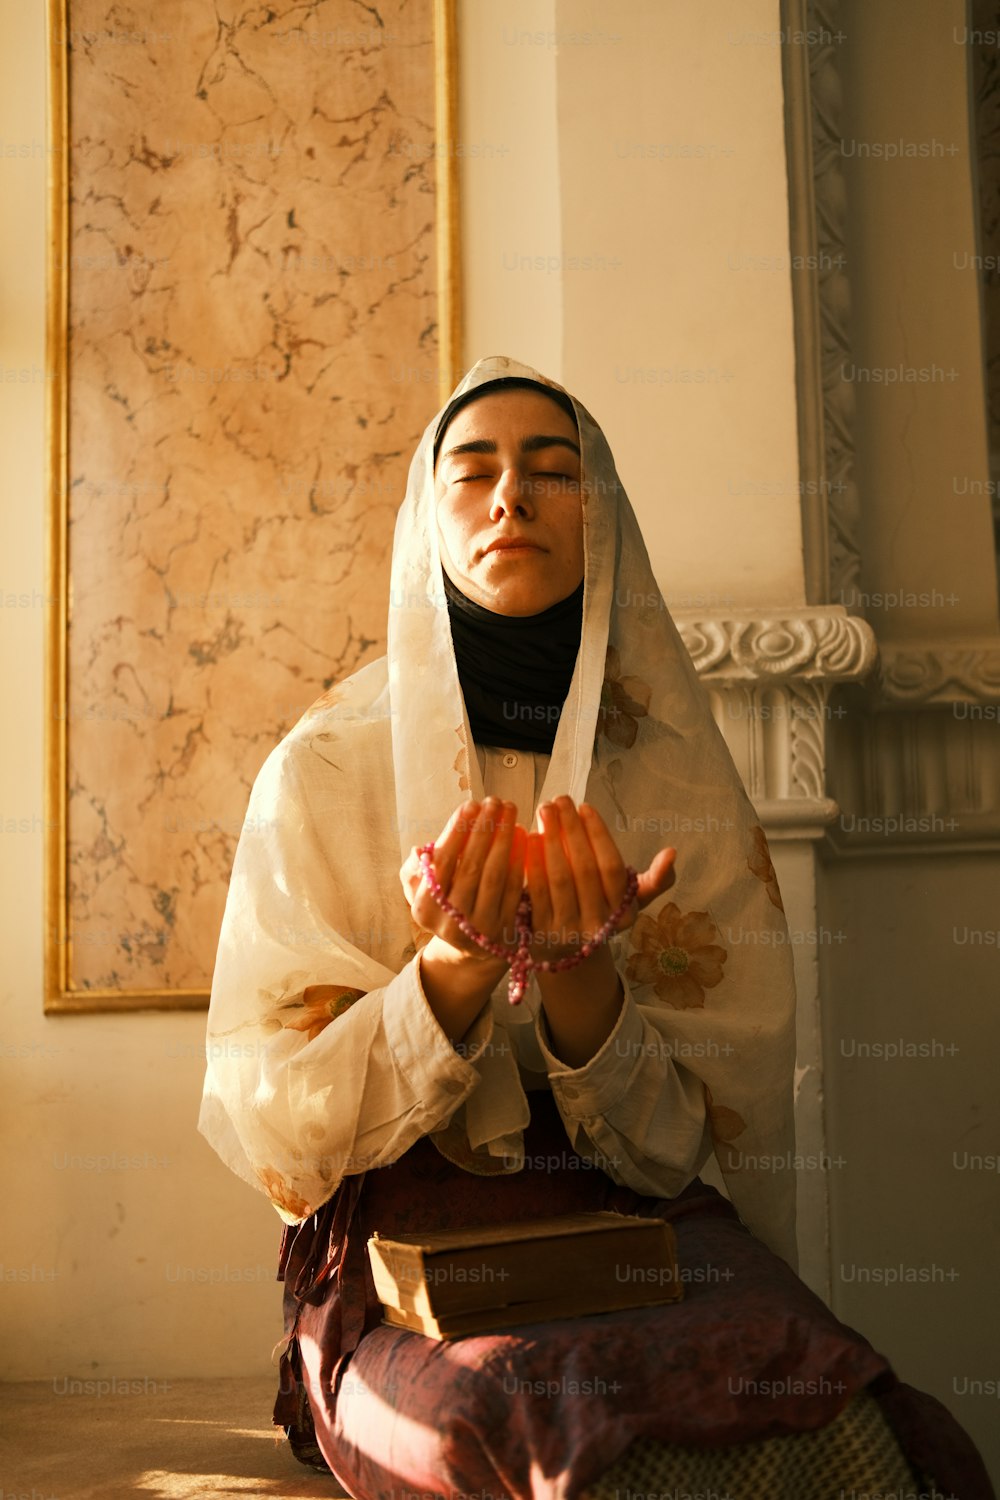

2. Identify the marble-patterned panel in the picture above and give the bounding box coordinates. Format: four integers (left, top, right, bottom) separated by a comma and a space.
64, 0, 439, 992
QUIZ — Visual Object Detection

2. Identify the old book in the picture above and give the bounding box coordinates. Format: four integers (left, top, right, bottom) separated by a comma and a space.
367, 1210, 681, 1342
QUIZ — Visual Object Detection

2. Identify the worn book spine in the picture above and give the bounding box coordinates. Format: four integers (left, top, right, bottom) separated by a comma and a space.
368, 1220, 680, 1318
380, 1278, 683, 1341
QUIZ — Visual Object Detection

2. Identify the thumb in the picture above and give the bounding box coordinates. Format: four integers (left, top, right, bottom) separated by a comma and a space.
399, 846, 423, 902
635, 847, 676, 911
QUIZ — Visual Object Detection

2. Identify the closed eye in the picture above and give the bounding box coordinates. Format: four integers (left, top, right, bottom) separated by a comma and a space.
450, 470, 579, 484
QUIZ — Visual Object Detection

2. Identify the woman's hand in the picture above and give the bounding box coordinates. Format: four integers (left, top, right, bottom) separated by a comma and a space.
399, 797, 526, 961
521, 797, 677, 1068
525, 796, 676, 963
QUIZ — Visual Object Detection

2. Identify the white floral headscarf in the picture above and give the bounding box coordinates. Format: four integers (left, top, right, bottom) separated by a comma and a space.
198, 356, 798, 1266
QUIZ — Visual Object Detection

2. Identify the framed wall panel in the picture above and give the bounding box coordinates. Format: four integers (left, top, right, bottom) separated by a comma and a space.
45, 0, 461, 1011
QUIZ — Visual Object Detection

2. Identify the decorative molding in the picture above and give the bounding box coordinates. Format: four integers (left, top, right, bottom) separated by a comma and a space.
875, 641, 1000, 705
824, 811, 1000, 857
809, 0, 864, 614
676, 607, 879, 842
702, 678, 847, 842
780, 0, 827, 607
755, 798, 841, 841
823, 696, 1000, 856
685, 612, 1000, 851
675, 607, 877, 683
788, 681, 829, 799
781, 0, 864, 612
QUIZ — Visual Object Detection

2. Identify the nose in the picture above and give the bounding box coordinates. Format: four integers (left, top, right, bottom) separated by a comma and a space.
489, 466, 535, 521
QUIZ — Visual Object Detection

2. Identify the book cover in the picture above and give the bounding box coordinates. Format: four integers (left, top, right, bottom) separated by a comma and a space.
367, 1210, 682, 1340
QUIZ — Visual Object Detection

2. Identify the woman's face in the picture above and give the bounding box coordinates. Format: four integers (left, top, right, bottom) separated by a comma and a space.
433, 387, 584, 617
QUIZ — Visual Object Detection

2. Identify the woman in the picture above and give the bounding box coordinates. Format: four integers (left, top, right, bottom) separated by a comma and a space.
198, 357, 992, 1499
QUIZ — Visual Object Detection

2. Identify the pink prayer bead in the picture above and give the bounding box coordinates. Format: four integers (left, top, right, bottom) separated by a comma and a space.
417, 843, 639, 1006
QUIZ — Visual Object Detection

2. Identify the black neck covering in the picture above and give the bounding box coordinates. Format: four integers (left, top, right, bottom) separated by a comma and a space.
443, 570, 583, 753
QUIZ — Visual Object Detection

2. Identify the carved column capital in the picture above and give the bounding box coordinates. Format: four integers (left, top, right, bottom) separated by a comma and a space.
675, 606, 877, 684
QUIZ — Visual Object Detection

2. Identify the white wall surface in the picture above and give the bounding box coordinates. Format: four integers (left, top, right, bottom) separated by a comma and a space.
0, 0, 283, 1381
462, 0, 806, 610
2, 18, 997, 1500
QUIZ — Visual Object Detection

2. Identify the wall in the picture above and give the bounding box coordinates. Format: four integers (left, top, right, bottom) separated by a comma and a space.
821, 0, 1000, 1477
821, 853, 1000, 1479
459, 0, 562, 381
463, 0, 805, 611
1, 0, 807, 1384
2, 11, 997, 1495
0, 0, 368, 1381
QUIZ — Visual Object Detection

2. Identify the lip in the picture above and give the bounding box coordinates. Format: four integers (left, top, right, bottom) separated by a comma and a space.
484, 538, 544, 554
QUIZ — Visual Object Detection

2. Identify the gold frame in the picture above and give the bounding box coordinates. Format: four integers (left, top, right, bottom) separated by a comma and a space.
44, 0, 462, 1013
435, 0, 464, 407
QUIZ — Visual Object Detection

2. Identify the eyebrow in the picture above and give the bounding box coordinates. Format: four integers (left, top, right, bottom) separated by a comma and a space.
441, 434, 582, 463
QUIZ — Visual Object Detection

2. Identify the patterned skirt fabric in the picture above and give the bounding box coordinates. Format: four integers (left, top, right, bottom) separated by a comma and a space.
273, 1091, 993, 1500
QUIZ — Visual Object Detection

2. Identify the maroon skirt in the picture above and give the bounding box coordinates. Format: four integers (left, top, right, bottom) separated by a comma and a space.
273, 1089, 993, 1499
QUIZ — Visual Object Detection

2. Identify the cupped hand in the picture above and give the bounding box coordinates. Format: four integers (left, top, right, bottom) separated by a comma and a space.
399, 798, 527, 961
525, 796, 676, 962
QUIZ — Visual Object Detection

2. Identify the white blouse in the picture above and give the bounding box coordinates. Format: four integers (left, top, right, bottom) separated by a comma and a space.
339, 742, 712, 1200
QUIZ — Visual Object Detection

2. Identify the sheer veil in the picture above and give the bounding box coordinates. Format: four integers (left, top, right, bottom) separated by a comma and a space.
198, 355, 798, 1268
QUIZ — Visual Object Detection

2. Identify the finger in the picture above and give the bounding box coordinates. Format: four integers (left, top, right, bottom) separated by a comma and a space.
579, 803, 630, 907
498, 824, 528, 948
472, 801, 518, 920
430, 797, 491, 890
525, 829, 551, 934
412, 803, 514, 948
438, 799, 481, 847
556, 797, 615, 915
427, 799, 482, 890
449, 797, 506, 907
408, 881, 446, 937
400, 847, 422, 902
636, 847, 677, 910
403, 840, 440, 904
538, 802, 576, 923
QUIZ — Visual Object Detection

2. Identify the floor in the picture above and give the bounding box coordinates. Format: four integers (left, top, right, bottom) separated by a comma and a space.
0, 1376, 350, 1499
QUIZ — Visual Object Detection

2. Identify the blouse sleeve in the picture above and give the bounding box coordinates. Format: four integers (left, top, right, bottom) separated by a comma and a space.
322, 960, 493, 1170
202, 957, 499, 1224
198, 735, 509, 1225
530, 970, 714, 1198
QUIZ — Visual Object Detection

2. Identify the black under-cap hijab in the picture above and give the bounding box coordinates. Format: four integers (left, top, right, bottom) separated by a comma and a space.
434, 376, 584, 754
433, 375, 578, 464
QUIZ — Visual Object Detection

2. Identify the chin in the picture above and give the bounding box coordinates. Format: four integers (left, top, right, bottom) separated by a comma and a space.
484, 589, 560, 618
